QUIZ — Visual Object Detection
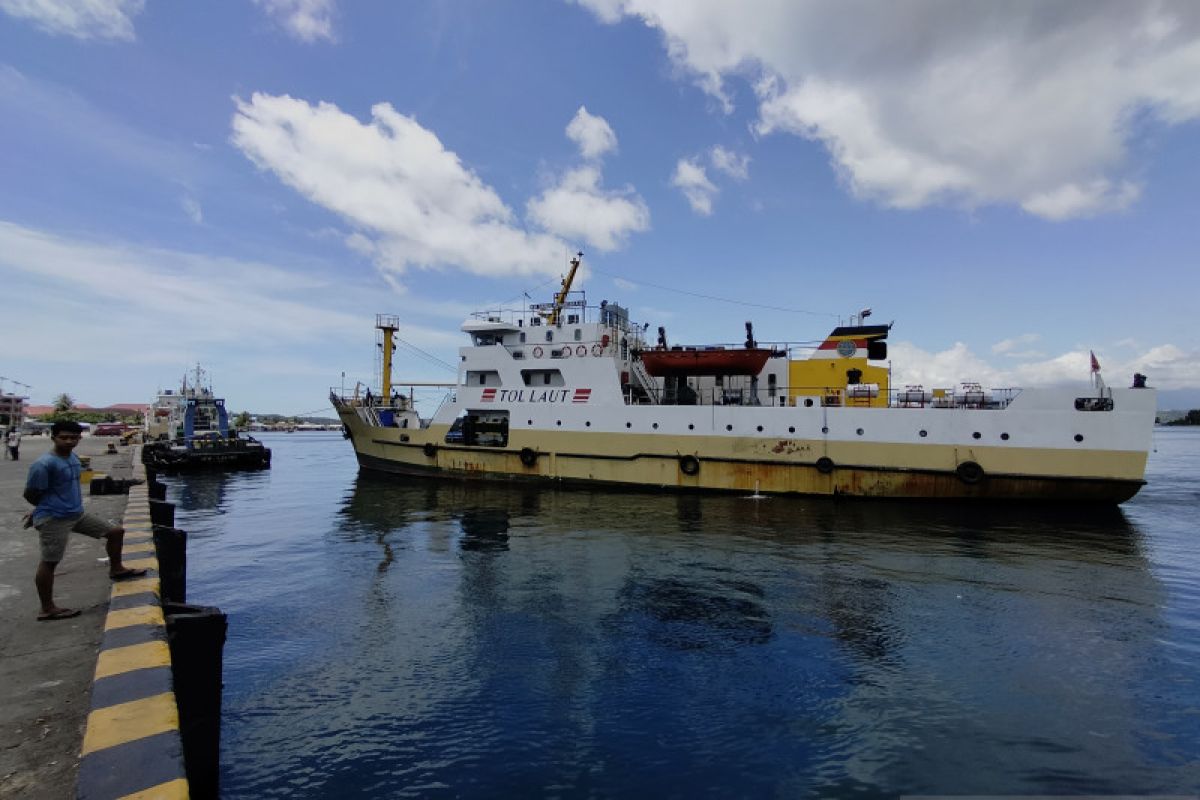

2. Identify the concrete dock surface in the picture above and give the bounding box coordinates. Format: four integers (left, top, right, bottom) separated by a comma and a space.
0, 434, 136, 799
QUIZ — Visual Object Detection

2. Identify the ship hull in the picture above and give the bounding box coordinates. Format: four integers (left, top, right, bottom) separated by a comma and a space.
339, 411, 1149, 504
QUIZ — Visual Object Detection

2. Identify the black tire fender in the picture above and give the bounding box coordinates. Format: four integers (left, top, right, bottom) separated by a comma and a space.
519, 447, 538, 467
956, 460, 985, 485
679, 454, 700, 476
815, 456, 835, 474
423, 442, 437, 458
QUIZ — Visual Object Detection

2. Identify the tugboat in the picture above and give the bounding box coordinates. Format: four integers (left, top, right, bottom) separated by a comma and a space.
331, 254, 1156, 503
142, 365, 271, 475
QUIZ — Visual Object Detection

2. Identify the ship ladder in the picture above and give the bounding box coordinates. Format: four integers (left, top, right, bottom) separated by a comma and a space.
628, 358, 661, 404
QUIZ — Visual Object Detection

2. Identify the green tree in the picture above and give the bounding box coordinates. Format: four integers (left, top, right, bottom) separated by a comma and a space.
233, 411, 252, 429
53, 393, 75, 413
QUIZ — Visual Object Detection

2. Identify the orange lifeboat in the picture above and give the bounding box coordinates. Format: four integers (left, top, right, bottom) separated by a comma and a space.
638, 347, 775, 377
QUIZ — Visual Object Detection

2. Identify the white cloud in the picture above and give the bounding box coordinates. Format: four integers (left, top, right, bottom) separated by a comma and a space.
253, 0, 336, 43
992, 333, 1040, 356
230, 92, 567, 280
613, 277, 637, 291
181, 195, 203, 225
577, 1, 1200, 220
709, 145, 749, 180
890, 340, 1200, 391
0, 0, 144, 40
565, 105, 617, 159
527, 166, 649, 251
671, 157, 717, 215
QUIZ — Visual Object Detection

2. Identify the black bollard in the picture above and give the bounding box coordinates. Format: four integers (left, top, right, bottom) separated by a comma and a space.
149, 499, 175, 528
152, 526, 188, 604
164, 603, 227, 800
149, 480, 167, 501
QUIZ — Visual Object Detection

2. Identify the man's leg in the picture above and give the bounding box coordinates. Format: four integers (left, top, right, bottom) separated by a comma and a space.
35, 560, 59, 613
104, 524, 131, 575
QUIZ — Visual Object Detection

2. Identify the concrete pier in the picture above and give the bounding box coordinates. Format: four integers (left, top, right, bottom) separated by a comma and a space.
0, 434, 137, 799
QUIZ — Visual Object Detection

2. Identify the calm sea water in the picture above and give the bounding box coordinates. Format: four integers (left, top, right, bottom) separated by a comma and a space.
161, 429, 1200, 799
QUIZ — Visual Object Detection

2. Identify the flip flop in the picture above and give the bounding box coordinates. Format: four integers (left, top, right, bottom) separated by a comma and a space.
109, 568, 148, 581
38, 608, 81, 621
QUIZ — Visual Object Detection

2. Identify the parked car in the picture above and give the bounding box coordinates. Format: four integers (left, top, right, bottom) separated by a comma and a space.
94, 423, 129, 436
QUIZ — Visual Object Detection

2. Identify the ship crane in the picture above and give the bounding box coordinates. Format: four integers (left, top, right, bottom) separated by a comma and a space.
543, 252, 583, 326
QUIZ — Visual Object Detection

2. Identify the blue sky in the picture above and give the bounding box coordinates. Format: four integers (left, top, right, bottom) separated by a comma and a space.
1, 0, 1198, 415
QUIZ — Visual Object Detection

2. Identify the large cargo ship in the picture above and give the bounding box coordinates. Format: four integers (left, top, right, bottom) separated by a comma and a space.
333, 256, 1155, 503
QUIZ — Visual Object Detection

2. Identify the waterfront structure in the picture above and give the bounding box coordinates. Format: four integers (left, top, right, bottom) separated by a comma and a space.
333, 256, 1155, 503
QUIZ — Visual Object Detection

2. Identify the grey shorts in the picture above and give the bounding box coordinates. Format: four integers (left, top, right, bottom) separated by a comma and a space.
35, 512, 114, 563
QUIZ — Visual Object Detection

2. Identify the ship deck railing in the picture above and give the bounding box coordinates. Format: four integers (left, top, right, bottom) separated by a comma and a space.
641, 385, 1024, 410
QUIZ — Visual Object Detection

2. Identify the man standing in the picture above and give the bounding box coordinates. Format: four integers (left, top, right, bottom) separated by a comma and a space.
23, 420, 145, 621
7, 426, 20, 460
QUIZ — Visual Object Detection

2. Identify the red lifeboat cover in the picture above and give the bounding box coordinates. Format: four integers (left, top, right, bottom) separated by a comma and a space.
639, 348, 774, 377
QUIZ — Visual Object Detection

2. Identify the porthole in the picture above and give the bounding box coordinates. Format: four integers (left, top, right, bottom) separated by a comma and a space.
804, 399, 814, 408
856, 428, 864, 436
556, 420, 562, 426
972, 432, 981, 440
585, 421, 591, 427
919, 429, 927, 438
652, 423, 659, 430
1001, 432, 1009, 441
788, 426, 795, 434
821, 426, 829, 434
688, 423, 694, 430
626, 422, 632, 429
756, 425, 763, 432
1074, 434, 1084, 442
527, 419, 533, 426
726, 424, 733, 432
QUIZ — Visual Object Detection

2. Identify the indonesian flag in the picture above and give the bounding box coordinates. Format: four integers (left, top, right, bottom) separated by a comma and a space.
1090, 351, 1100, 372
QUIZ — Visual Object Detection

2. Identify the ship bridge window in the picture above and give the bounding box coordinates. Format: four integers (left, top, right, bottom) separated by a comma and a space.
545, 330, 554, 342
1074, 397, 1114, 411
521, 369, 565, 387
472, 334, 497, 346
446, 410, 509, 447
519, 332, 526, 343
467, 370, 502, 386
574, 329, 582, 341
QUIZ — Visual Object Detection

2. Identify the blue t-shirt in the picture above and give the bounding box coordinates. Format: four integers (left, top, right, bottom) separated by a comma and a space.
26, 451, 83, 523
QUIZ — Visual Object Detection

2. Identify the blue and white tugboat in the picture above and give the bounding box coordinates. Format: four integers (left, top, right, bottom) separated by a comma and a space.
142, 365, 271, 474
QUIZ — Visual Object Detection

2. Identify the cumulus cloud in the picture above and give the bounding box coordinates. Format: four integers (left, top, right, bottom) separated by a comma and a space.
890, 340, 1200, 391
709, 145, 749, 180
577, 1, 1200, 220
0, 0, 145, 40
527, 166, 649, 251
231, 92, 567, 280
527, 108, 648, 251
566, 105, 617, 159
253, 0, 336, 43
671, 157, 717, 215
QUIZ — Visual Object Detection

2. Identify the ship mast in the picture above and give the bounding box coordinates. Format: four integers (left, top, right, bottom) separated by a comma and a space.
546, 252, 583, 326
376, 314, 399, 400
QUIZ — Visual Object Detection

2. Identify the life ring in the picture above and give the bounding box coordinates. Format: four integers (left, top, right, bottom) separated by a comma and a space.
519, 447, 538, 467
679, 454, 700, 476
576, 345, 587, 357
815, 456, 835, 474
532, 346, 544, 358
592, 343, 603, 356
423, 442, 437, 458
956, 460, 985, 485
562, 347, 571, 358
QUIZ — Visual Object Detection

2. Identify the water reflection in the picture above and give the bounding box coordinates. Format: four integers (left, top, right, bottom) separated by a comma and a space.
205, 446, 1190, 799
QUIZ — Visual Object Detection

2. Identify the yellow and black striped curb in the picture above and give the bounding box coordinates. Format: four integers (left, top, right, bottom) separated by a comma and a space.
77, 454, 189, 800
